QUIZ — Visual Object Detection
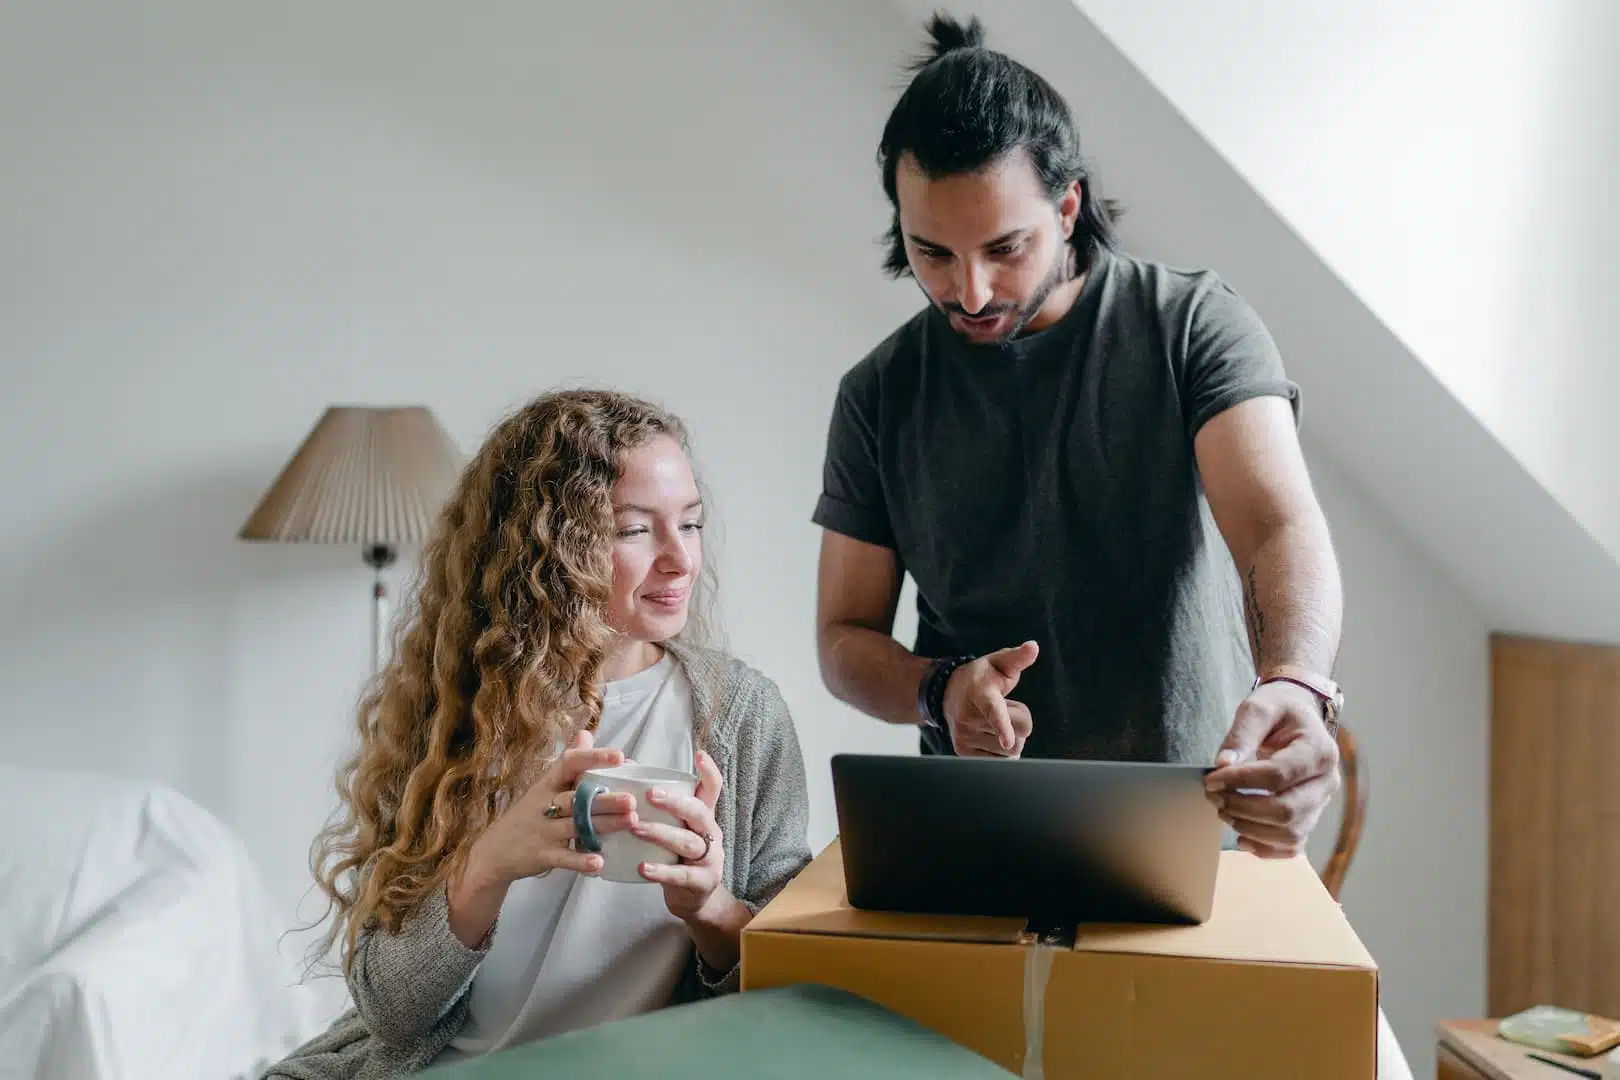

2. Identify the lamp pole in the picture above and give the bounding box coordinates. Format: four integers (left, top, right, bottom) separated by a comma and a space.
364, 543, 397, 674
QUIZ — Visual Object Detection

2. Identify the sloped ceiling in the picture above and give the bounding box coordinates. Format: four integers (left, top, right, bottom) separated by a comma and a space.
887, 0, 1620, 645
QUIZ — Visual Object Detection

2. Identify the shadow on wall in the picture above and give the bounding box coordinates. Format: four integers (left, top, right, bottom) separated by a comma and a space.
0, 464, 358, 821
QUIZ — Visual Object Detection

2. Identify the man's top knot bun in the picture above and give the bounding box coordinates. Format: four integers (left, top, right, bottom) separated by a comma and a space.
921, 12, 986, 61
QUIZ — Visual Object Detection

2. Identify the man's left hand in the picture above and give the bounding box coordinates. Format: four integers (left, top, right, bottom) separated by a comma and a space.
1205, 680, 1340, 858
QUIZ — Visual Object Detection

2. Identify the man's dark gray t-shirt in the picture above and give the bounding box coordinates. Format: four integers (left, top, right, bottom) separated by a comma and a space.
813, 247, 1300, 762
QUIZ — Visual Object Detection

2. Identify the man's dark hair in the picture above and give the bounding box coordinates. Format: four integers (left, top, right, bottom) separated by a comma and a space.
877, 12, 1120, 279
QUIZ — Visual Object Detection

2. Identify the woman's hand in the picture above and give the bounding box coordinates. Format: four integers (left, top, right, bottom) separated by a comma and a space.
470, 729, 639, 885
450, 731, 636, 947
634, 750, 752, 973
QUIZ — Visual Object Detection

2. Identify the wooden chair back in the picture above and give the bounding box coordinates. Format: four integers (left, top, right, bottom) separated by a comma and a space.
1319, 723, 1367, 901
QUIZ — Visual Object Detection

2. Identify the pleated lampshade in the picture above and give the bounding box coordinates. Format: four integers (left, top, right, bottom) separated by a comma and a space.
238, 406, 463, 550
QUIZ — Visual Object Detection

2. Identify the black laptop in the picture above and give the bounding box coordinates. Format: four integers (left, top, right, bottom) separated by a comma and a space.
830, 753, 1224, 927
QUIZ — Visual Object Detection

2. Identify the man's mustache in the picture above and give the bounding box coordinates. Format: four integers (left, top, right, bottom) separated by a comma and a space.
944, 303, 1015, 317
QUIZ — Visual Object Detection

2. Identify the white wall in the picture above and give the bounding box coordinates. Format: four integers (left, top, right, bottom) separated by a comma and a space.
1305, 455, 1489, 1066
1076, 0, 1620, 565
0, 0, 921, 1018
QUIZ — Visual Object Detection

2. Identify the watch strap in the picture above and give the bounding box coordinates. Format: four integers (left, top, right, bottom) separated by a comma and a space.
917, 655, 975, 731
1253, 664, 1343, 728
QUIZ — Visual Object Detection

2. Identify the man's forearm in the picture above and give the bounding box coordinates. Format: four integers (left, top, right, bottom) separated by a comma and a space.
1242, 517, 1343, 677
818, 620, 931, 727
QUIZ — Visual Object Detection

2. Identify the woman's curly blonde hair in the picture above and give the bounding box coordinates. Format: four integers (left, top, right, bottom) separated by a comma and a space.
305, 388, 716, 973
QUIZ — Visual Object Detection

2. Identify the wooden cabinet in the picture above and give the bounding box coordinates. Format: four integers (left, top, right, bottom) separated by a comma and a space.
1489, 634, 1620, 1018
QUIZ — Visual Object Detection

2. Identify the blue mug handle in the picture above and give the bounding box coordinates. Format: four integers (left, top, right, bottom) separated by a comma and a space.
573, 777, 608, 853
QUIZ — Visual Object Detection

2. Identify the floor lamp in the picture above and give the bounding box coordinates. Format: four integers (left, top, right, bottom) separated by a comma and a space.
237, 405, 462, 673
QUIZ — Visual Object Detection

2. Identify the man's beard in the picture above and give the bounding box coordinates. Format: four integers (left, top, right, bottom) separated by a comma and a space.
934, 242, 1074, 345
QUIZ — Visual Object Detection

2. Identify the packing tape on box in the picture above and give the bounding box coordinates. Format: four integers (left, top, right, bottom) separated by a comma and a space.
1022, 939, 1060, 1080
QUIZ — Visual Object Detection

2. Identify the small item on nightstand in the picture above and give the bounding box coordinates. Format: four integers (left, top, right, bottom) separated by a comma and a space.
1527, 1051, 1603, 1079
1498, 1005, 1620, 1056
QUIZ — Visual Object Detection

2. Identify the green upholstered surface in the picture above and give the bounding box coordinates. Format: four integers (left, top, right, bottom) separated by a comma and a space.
422, 984, 1017, 1079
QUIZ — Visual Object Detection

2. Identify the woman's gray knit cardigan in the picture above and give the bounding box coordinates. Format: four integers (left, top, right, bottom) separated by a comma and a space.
265, 643, 813, 1079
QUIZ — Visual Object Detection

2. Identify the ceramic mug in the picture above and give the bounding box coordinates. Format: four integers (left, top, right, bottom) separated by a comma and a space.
572, 763, 700, 884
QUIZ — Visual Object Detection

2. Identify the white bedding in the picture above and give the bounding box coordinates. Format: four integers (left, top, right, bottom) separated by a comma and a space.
0, 765, 331, 1080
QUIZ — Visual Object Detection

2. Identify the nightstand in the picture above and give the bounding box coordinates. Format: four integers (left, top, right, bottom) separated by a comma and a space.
1437, 1020, 1602, 1079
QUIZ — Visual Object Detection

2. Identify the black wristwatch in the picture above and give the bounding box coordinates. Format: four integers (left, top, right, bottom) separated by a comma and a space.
916, 655, 975, 730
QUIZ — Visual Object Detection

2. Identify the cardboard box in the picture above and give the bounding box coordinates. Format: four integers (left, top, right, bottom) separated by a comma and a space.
742, 840, 1377, 1079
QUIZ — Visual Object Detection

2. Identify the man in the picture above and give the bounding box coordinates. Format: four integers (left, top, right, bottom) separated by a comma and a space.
812, 12, 1345, 860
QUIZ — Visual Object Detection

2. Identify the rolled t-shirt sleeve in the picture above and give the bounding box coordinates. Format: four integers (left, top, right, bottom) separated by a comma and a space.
1181, 278, 1301, 440
811, 370, 896, 549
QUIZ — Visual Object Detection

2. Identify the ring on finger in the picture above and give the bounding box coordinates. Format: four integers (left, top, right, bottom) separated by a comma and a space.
683, 831, 714, 864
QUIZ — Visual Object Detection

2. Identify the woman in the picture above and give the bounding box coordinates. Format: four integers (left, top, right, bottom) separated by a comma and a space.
268, 390, 813, 1079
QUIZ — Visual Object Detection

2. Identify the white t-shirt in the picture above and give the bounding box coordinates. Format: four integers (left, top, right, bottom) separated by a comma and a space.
437, 652, 696, 1062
